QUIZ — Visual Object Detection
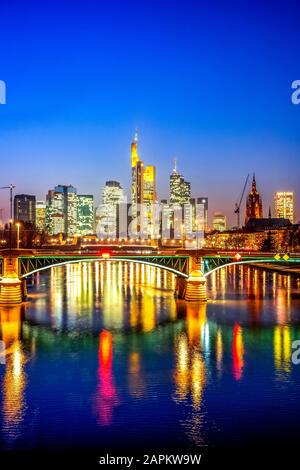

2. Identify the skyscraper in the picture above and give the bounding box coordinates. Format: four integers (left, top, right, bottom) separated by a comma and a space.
46, 185, 77, 236
36, 201, 46, 231
98, 181, 126, 237
275, 192, 294, 223
169, 160, 191, 205
131, 131, 157, 236
14, 194, 36, 224
77, 195, 94, 235
131, 131, 144, 212
245, 174, 263, 224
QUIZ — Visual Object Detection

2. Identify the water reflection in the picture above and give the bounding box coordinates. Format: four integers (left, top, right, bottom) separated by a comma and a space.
0, 305, 27, 446
26, 262, 176, 333
0, 263, 299, 450
94, 330, 118, 426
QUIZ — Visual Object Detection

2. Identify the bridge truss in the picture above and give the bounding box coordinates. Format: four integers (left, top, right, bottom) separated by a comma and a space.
18, 255, 191, 278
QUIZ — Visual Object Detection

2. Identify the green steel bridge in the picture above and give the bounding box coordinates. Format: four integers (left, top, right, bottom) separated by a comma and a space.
1, 251, 300, 280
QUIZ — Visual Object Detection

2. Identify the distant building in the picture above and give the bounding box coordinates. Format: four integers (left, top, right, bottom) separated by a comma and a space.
77, 195, 94, 235
196, 197, 208, 231
98, 181, 126, 237
245, 174, 263, 224
46, 185, 77, 236
213, 212, 227, 232
205, 218, 293, 251
275, 192, 294, 223
36, 201, 46, 231
14, 194, 36, 224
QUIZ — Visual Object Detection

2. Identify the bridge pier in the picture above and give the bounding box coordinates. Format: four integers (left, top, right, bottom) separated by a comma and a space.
0, 257, 22, 305
176, 270, 207, 302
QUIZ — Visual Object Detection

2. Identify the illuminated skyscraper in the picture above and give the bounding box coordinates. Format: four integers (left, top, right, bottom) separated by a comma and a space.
169, 160, 191, 205
131, 131, 157, 236
46, 185, 77, 236
36, 201, 46, 231
77, 195, 94, 235
275, 192, 294, 223
46, 190, 64, 235
98, 181, 126, 237
131, 131, 144, 212
245, 174, 263, 224
14, 194, 36, 224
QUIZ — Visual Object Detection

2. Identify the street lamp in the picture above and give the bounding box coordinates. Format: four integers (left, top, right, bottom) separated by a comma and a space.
9, 218, 13, 261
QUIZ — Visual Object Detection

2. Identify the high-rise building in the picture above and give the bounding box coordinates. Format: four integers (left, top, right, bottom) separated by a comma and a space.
131, 131, 157, 236
14, 194, 36, 224
213, 212, 227, 231
46, 185, 77, 236
97, 181, 126, 237
36, 201, 46, 231
131, 131, 144, 212
275, 192, 294, 223
77, 195, 94, 235
245, 174, 263, 224
169, 160, 191, 205
189, 198, 208, 231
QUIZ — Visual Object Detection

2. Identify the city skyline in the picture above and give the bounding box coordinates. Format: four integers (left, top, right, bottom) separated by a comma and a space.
1, 133, 297, 228
0, 1, 300, 225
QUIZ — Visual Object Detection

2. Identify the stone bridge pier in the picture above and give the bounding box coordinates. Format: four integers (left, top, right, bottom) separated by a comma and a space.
0, 256, 24, 305
175, 255, 207, 302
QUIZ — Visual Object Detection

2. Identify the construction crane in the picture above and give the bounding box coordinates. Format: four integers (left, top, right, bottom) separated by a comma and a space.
234, 174, 250, 228
0, 184, 15, 220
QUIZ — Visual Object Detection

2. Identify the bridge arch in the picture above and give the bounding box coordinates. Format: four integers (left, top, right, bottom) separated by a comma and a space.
20, 257, 189, 279
203, 258, 288, 278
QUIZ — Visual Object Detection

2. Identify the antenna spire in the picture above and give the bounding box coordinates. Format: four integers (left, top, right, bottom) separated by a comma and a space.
173, 157, 177, 173
134, 128, 138, 143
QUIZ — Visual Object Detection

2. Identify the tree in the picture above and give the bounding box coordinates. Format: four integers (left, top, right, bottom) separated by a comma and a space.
260, 231, 276, 252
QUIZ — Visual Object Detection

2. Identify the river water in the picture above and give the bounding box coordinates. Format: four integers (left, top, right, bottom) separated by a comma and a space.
0, 262, 300, 450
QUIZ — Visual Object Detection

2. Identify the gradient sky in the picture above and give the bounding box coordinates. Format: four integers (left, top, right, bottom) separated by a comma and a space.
0, 0, 300, 226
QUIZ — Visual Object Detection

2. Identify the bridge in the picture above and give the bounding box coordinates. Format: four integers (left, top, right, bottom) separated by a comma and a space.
0, 249, 299, 304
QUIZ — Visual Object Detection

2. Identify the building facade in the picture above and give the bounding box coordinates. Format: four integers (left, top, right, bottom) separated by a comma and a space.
275, 191, 294, 223
36, 201, 46, 231
46, 185, 77, 236
14, 194, 36, 224
97, 181, 126, 237
77, 195, 94, 235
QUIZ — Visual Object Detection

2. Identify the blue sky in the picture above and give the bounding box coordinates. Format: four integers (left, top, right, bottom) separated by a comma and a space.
0, 0, 299, 225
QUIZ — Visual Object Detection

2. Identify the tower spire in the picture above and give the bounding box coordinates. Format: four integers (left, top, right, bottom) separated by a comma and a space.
173, 157, 177, 173
134, 128, 138, 143
252, 173, 257, 191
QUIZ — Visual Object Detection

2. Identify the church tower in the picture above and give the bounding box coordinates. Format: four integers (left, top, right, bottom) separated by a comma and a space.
245, 174, 263, 224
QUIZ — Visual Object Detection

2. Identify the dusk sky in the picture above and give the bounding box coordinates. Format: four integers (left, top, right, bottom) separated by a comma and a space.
0, 0, 300, 225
